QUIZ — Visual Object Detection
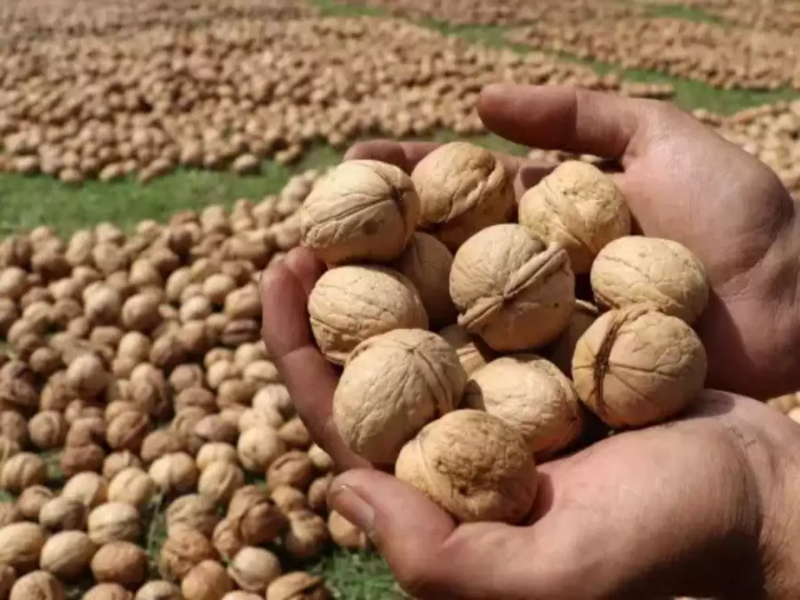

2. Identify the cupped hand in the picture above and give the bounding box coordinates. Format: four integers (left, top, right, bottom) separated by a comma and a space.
344, 84, 800, 399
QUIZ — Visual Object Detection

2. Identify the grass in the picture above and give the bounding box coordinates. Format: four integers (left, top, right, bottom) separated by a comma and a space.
644, 2, 726, 24
313, 550, 402, 599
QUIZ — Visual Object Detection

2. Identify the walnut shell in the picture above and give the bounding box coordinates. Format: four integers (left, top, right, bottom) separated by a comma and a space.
307, 475, 333, 513
227, 547, 282, 594
9, 571, 63, 600
547, 300, 599, 376
149, 452, 199, 495
437, 323, 494, 377
450, 224, 575, 351
106, 409, 152, 453
108, 468, 155, 508
465, 355, 584, 458
284, 510, 328, 560
519, 161, 631, 274
395, 410, 537, 524
165, 494, 218, 538
270, 486, 307, 514
327, 510, 369, 550
572, 306, 708, 428
158, 528, 216, 582
91, 541, 147, 588
194, 415, 238, 445
40, 530, 96, 579
411, 142, 514, 251
0, 522, 46, 570
28, 411, 68, 450
197, 461, 244, 506
61, 444, 104, 478
181, 560, 233, 600
392, 232, 457, 328
333, 329, 465, 465
308, 266, 428, 365
0, 502, 21, 528
237, 427, 285, 472
1, 453, 47, 492
17, 486, 54, 520
0, 564, 14, 599
227, 486, 288, 546
590, 236, 709, 324
211, 519, 244, 563
267, 451, 314, 491
306, 445, 333, 473
140, 430, 185, 463
134, 580, 181, 600
277, 419, 311, 450
61, 472, 107, 508
39, 497, 86, 531
66, 353, 108, 399
88, 503, 141, 545
84, 583, 134, 600
196, 443, 238, 472
266, 572, 329, 600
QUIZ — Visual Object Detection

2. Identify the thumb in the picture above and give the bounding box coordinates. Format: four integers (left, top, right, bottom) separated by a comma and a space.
328, 470, 547, 600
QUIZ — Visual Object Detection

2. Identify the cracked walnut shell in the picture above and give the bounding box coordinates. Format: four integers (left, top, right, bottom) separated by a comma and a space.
450, 224, 575, 352
333, 329, 466, 465
308, 265, 428, 365
519, 161, 631, 274
465, 355, 584, 458
411, 142, 514, 251
572, 306, 707, 429
590, 236, 709, 324
395, 409, 537, 524
300, 160, 420, 266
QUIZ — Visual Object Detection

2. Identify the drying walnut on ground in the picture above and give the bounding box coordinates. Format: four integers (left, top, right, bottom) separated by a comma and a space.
134, 580, 182, 600
149, 452, 199, 495
395, 409, 537, 524
519, 161, 631, 274
411, 142, 515, 251
450, 224, 575, 352
1, 452, 47, 492
300, 160, 420, 265
333, 328, 466, 464
165, 494, 219, 538
9, 571, 64, 600
266, 572, 330, 600
91, 541, 148, 588
465, 355, 584, 458
590, 236, 709, 324
182, 560, 233, 600
227, 547, 282, 594
87, 503, 141, 545
308, 265, 428, 365
40, 530, 97, 579
108, 468, 156, 508
0, 521, 47, 570
158, 528, 216, 582
327, 511, 369, 550
572, 306, 708, 428
198, 461, 245, 506
84, 583, 133, 600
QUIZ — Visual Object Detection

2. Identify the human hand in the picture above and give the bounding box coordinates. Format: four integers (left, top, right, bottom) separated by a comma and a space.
344, 84, 800, 400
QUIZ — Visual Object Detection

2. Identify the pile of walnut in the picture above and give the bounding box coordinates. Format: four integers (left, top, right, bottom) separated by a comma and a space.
0, 169, 377, 599
300, 142, 716, 525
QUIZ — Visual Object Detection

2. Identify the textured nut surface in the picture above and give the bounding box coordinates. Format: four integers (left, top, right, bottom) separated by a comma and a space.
0, 521, 47, 570
39, 497, 86, 531
1, 452, 47, 492
572, 306, 708, 428
395, 409, 537, 524
308, 265, 428, 365
438, 323, 494, 377
465, 355, 584, 458
91, 541, 147, 587
393, 232, 456, 328
548, 300, 599, 376
149, 452, 199, 495
0, 564, 14, 600
61, 472, 107, 508
327, 511, 369, 550
9, 571, 64, 600
450, 224, 575, 351
237, 426, 286, 472
519, 161, 631, 274
181, 560, 233, 600
134, 580, 182, 600
300, 160, 420, 265
84, 583, 133, 600
590, 236, 709, 324
284, 510, 328, 560
333, 329, 466, 465
227, 486, 288, 546
108, 468, 155, 508
165, 494, 219, 538
411, 142, 514, 251
227, 547, 282, 593
158, 528, 216, 582
198, 461, 244, 506
88, 503, 141, 545
40, 530, 97, 579
266, 572, 329, 600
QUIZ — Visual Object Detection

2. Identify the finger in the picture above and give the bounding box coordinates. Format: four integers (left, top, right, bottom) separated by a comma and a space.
344, 140, 414, 172
283, 247, 326, 298
478, 84, 643, 163
260, 263, 368, 471
329, 470, 546, 600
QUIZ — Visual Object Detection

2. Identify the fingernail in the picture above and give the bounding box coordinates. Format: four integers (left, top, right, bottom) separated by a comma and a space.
329, 484, 376, 541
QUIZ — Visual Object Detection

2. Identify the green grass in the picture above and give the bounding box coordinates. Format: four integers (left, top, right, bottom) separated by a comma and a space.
314, 550, 403, 599
644, 2, 726, 24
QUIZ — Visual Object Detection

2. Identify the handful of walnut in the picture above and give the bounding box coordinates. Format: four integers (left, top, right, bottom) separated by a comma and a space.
302, 148, 710, 525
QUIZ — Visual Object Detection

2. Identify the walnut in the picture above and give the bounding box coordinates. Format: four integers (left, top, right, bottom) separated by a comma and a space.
590, 236, 710, 324
450, 224, 575, 351
166, 494, 219, 538
267, 451, 314, 491
158, 528, 216, 582
87, 503, 141, 545
223, 286, 260, 321
84, 583, 134, 600
0, 502, 21, 528
66, 353, 108, 399
437, 323, 495, 377
547, 300, 599, 376
266, 572, 329, 600
216, 379, 258, 409
9, 571, 64, 600
395, 410, 538, 524
227, 486, 288, 546
202, 274, 236, 306
252, 384, 293, 418
128, 376, 170, 419
0, 564, 14, 599
211, 519, 244, 563
277, 419, 311, 450
465, 355, 584, 458
91, 326, 124, 349
39, 530, 96, 579
117, 333, 151, 363
572, 306, 708, 429
140, 430, 185, 463
198, 461, 244, 506
61, 443, 106, 477
196, 443, 238, 471
85, 286, 122, 325
29, 347, 63, 376
108, 468, 155, 508
66, 416, 105, 446
17, 485, 54, 520
106, 409, 152, 453
285, 510, 328, 560
334, 329, 466, 464
227, 547, 282, 594
180, 296, 213, 323
149, 452, 199, 495
220, 319, 260, 347
91, 541, 147, 588
0, 522, 47, 570
307, 475, 333, 513
134, 581, 182, 600
194, 415, 238, 445
1, 453, 47, 492
39, 497, 86, 531
181, 561, 233, 600
0, 268, 30, 300
61, 472, 107, 508
300, 160, 419, 265
308, 265, 428, 365
40, 374, 76, 412
170, 408, 208, 456
206, 361, 238, 390
327, 510, 369, 550
241, 360, 280, 384
237, 427, 286, 472
28, 411, 67, 450
270, 486, 307, 514
0, 298, 19, 336
149, 334, 188, 371
0, 411, 28, 447
0, 376, 39, 412
411, 142, 515, 251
